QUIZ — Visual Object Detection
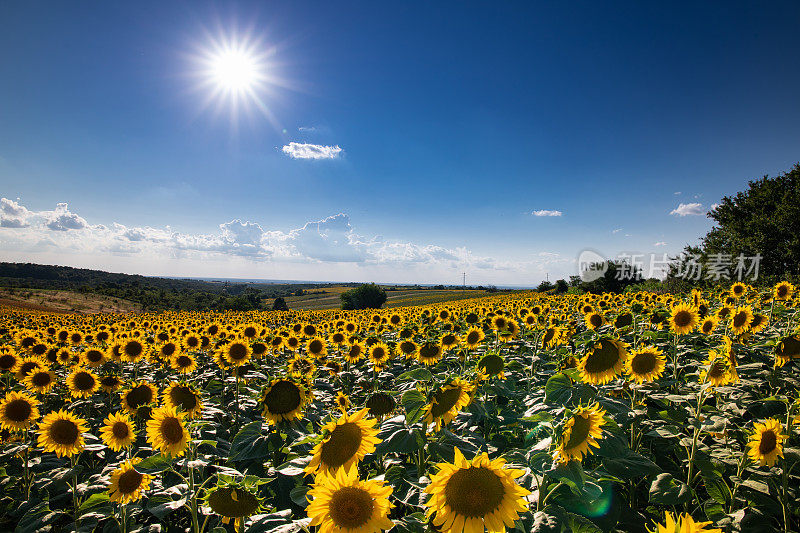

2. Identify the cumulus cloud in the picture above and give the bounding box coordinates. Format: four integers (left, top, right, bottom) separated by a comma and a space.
532, 209, 563, 217
670, 203, 705, 216
46, 203, 88, 231
281, 142, 342, 160
1, 198, 31, 228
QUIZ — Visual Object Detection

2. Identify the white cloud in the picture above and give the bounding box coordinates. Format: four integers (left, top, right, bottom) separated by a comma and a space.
45, 203, 88, 231
532, 209, 562, 217
298, 126, 317, 132
654, 241, 667, 246
1, 198, 31, 228
710, 203, 720, 210
670, 203, 705, 216
612, 228, 622, 234
281, 142, 342, 160
674, 191, 681, 195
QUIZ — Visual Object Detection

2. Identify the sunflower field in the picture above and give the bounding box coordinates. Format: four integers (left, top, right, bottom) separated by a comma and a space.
1, 281, 799, 532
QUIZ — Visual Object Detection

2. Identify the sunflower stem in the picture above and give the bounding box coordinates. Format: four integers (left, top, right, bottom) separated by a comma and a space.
188, 444, 200, 533
71, 454, 81, 530
23, 429, 30, 500
235, 369, 240, 429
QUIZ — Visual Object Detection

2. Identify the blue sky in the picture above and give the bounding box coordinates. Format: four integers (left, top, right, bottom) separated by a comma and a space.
1, 1, 799, 285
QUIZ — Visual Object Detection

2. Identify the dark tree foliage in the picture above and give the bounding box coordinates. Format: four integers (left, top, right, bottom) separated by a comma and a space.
554, 279, 569, 293
340, 283, 388, 310
703, 163, 800, 280
580, 261, 645, 294
272, 296, 289, 311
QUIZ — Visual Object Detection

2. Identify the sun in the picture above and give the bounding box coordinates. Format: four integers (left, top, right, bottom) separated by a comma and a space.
208, 48, 260, 92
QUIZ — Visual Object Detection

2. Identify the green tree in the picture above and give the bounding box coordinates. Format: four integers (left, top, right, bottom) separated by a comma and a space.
272, 296, 289, 311
340, 283, 387, 310
700, 163, 800, 281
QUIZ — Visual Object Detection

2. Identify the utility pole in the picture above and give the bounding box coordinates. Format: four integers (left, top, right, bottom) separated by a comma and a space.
462, 272, 466, 287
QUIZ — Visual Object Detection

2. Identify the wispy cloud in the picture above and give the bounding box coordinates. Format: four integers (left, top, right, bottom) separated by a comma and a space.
281, 142, 342, 160
654, 241, 667, 246
670, 202, 705, 216
298, 126, 317, 132
532, 209, 562, 217
612, 228, 622, 234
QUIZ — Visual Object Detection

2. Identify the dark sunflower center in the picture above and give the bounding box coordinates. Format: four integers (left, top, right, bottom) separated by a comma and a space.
263, 381, 302, 415
589, 314, 603, 328
431, 387, 463, 419
50, 419, 80, 445
112, 421, 130, 439
630, 351, 657, 375
162, 344, 177, 357
673, 310, 692, 328
759, 430, 777, 454
584, 340, 621, 374
564, 414, 592, 450
126, 385, 154, 408
176, 356, 193, 368
733, 312, 748, 328
702, 321, 714, 333
309, 340, 324, 354
124, 341, 143, 358
170, 386, 198, 410
348, 345, 362, 358
244, 326, 257, 338
86, 350, 103, 362
160, 417, 184, 444
371, 348, 386, 361
778, 286, 789, 298
18, 362, 38, 376
708, 361, 726, 379
209, 487, 260, 518
32, 371, 53, 387
101, 376, 120, 388
74, 371, 96, 391
366, 393, 395, 417
0, 354, 16, 370
328, 486, 374, 529
5, 399, 32, 422
442, 334, 457, 346
118, 469, 144, 495
186, 337, 200, 348
466, 331, 481, 345
320, 422, 363, 468
419, 343, 440, 360
444, 466, 505, 518
228, 343, 248, 360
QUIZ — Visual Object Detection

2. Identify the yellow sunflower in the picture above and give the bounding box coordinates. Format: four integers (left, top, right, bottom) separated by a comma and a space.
66, 367, 100, 398
626, 347, 666, 383
260, 378, 311, 425
108, 458, 152, 504
0, 347, 21, 373
23, 369, 57, 394
163, 381, 204, 419
81, 348, 107, 368
38, 409, 88, 457
669, 303, 699, 335
306, 337, 328, 359
146, 405, 190, 458
170, 352, 197, 374
120, 338, 146, 362
306, 408, 381, 476
368, 342, 392, 368
15, 355, 46, 382
307, 465, 394, 533
579, 338, 628, 385
700, 352, 733, 388
343, 342, 365, 364
425, 379, 474, 431
222, 339, 252, 367
699, 316, 719, 335
425, 448, 530, 533
0, 391, 40, 432
335, 392, 350, 412
553, 403, 606, 463
747, 418, 786, 467
773, 281, 794, 302
99, 412, 137, 451
729, 282, 747, 298
584, 311, 605, 330
398, 340, 419, 360
463, 327, 485, 349
648, 512, 722, 533
729, 306, 754, 335
99, 374, 123, 393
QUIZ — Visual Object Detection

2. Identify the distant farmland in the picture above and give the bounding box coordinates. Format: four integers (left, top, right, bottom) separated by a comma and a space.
267, 286, 498, 310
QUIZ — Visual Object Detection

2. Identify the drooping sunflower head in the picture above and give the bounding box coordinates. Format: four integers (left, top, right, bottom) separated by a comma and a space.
425, 379, 474, 431
478, 353, 505, 379
108, 458, 152, 504
205, 482, 263, 530
365, 392, 396, 420
747, 418, 786, 467
701, 351, 732, 388
146, 405, 190, 458
424, 448, 530, 532
417, 341, 443, 366
164, 381, 204, 419
260, 378, 310, 425
553, 403, 607, 463
121, 381, 158, 414
306, 408, 381, 475
38, 409, 88, 457
0, 391, 40, 432
579, 338, 628, 385
99, 374, 122, 393
669, 303, 699, 335
100, 411, 137, 451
